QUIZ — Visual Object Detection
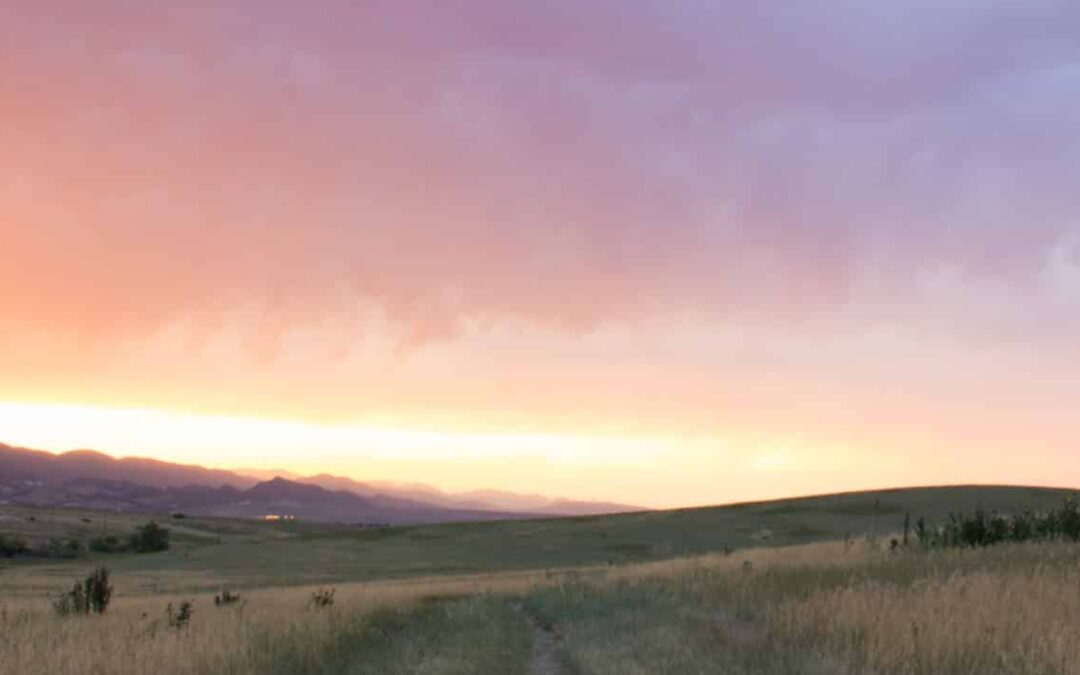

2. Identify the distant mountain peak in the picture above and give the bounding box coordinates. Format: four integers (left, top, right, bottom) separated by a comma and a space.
1, 441, 255, 489
59, 449, 113, 459
247, 476, 335, 500
284, 472, 641, 515
2, 440, 642, 521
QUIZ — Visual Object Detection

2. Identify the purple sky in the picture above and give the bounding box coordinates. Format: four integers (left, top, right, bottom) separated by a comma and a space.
2, 2, 1079, 504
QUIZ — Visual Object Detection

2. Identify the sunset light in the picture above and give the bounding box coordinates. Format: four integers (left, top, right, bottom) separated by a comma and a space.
2, 2, 1079, 509
3, 4, 1080, 672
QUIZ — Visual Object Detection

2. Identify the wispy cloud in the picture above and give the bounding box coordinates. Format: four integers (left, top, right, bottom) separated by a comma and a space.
2, 2, 1079, 502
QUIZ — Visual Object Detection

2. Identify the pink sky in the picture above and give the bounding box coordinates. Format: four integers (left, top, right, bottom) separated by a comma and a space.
2, 2, 1079, 507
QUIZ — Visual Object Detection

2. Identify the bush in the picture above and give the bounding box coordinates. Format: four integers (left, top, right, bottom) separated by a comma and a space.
0, 534, 29, 558
44, 538, 84, 559
166, 600, 194, 630
918, 495, 1080, 549
89, 535, 127, 554
309, 587, 335, 609
86, 567, 112, 613
214, 589, 242, 607
915, 517, 931, 547
130, 521, 170, 553
53, 567, 112, 616
52, 581, 86, 616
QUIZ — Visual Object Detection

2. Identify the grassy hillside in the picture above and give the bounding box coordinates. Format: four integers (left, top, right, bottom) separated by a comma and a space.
520, 540, 1080, 674
3, 485, 1080, 674
2, 485, 1074, 594
4, 538, 1080, 673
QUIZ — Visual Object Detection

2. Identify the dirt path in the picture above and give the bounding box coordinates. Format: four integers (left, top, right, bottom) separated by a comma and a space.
709, 607, 767, 646
521, 606, 570, 675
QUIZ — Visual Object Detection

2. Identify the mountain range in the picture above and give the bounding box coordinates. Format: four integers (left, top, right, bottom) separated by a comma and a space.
0, 442, 639, 524
236, 468, 639, 516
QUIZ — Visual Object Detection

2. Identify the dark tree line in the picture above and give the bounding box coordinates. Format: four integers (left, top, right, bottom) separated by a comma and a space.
914, 496, 1080, 549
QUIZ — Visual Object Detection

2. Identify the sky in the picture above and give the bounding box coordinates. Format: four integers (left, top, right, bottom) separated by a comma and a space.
2, 2, 1079, 508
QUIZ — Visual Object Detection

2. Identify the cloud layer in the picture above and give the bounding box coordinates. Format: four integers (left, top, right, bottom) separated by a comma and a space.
4, 2, 1079, 342
2, 2, 1080, 502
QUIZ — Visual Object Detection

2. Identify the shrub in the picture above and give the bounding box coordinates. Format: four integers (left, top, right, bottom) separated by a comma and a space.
214, 589, 242, 607
44, 538, 84, 559
1056, 497, 1080, 540
166, 600, 194, 630
309, 587, 335, 609
0, 534, 28, 558
89, 535, 127, 553
914, 517, 930, 546
130, 521, 170, 553
917, 495, 1080, 549
52, 581, 86, 616
86, 567, 112, 614
52, 567, 112, 616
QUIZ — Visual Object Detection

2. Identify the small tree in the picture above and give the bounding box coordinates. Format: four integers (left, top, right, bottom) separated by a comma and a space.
53, 567, 112, 616
86, 567, 112, 614
130, 521, 170, 553
0, 534, 28, 558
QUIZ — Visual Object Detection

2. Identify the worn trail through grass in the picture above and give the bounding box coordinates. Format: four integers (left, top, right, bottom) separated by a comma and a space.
520, 604, 571, 675
8, 535, 1080, 673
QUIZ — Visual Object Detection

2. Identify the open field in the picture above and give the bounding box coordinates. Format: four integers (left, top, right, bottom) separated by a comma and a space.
2, 485, 1073, 593
4, 540, 1080, 674
3, 485, 1080, 673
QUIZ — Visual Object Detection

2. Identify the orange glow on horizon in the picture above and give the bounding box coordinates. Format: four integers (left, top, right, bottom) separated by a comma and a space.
3, 398, 1076, 509
3, 3, 1079, 507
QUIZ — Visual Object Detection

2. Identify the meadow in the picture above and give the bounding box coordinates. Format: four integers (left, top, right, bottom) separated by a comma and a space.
3, 486, 1079, 674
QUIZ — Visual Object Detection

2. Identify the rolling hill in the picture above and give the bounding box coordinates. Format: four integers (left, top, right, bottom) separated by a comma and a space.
5, 484, 1079, 675
3, 483, 1076, 589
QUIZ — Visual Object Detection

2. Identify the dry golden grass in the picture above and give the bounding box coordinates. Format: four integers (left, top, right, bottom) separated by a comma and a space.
0, 570, 551, 675
5, 539, 1080, 673
771, 560, 1080, 673
530, 540, 1080, 674
602, 538, 867, 583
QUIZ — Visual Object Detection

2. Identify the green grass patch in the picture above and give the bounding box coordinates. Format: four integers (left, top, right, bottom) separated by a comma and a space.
4, 486, 1078, 596
342, 596, 530, 675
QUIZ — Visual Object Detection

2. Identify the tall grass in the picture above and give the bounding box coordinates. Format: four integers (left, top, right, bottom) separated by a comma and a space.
528, 541, 1080, 674
0, 572, 547, 674
4, 540, 1080, 673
